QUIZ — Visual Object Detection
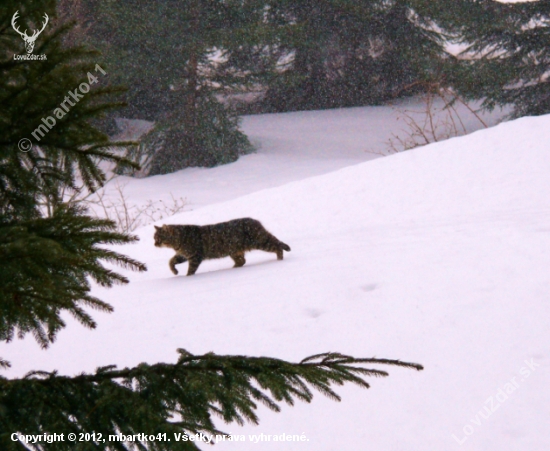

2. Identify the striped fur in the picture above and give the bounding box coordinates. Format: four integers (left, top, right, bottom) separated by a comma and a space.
154, 218, 291, 275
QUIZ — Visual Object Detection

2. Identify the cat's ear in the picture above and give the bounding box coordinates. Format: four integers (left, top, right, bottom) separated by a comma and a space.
154, 225, 161, 231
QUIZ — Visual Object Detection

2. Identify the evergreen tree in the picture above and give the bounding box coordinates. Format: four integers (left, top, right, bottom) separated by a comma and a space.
262, 0, 448, 112
83, 0, 273, 174
0, 0, 145, 346
441, 0, 550, 118
1, 3, 423, 448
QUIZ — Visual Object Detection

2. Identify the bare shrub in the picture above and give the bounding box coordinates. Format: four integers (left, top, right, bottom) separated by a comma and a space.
385, 81, 488, 154
85, 182, 187, 233
61, 179, 187, 234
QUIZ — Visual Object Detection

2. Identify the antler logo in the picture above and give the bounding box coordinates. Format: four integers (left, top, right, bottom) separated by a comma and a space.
11, 11, 49, 54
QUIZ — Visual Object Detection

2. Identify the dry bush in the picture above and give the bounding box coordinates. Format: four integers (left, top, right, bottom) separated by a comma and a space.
384, 81, 488, 154
85, 182, 187, 233
61, 179, 187, 234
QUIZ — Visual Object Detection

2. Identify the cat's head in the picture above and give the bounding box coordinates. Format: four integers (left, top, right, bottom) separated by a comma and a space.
154, 225, 173, 248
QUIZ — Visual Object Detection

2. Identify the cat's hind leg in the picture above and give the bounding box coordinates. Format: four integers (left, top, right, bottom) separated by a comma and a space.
231, 253, 246, 267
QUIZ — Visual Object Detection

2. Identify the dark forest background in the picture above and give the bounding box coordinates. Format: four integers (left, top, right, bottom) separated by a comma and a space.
54, 0, 550, 174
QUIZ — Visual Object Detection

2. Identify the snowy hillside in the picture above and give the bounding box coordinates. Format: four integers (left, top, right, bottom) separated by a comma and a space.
3, 111, 549, 450
101, 98, 504, 212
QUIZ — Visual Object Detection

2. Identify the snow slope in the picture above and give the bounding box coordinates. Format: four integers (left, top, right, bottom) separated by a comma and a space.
102, 98, 504, 212
3, 112, 550, 450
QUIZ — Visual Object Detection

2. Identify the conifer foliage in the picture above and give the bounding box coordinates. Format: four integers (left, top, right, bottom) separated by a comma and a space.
1, 1, 134, 218
0, 206, 145, 348
88, 0, 259, 174
1, 351, 422, 451
262, 0, 448, 112
445, 0, 550, 118
0, 1, 144, 347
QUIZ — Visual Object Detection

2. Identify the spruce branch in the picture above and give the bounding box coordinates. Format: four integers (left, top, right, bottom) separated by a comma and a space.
0, 350, 423, 450
0, 206, 146, 348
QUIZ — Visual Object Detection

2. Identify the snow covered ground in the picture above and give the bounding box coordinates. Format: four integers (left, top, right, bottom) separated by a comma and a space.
102, 98, 505, 213
3, 104, 550, 450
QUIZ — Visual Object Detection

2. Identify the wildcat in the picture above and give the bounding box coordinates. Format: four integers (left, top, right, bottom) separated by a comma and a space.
154, 218, 291, 276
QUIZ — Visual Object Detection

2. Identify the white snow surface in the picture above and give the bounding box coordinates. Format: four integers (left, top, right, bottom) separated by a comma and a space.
3, 107, 550, 450
101, 99, 504, 212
